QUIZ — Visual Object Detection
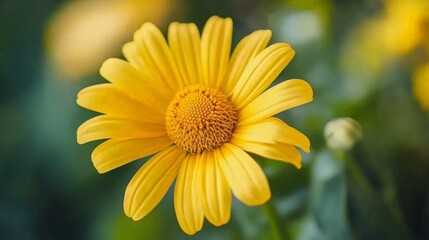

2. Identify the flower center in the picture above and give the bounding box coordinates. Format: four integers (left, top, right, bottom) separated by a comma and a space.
166, 85, 238, 154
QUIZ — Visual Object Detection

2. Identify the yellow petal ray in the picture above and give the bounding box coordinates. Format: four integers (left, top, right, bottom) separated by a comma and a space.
77, 83, 164, 122
231, 43, 295, 109
196, 151, 231, 226
200, 16, 233, 88
217, 143, 271, 206
122, 41, 145, 69
230, 138, 302, 169
233, 117, 310, 152
168, 22, 203, 86
124, 146, 186, 221
133, 22, 183, 91
91, 137, 172, 173
239, 79, 313, 125
77, 115, 166, 144
174, 154, 204, 235
100, 58, 171, 111
222, 29, 272, 96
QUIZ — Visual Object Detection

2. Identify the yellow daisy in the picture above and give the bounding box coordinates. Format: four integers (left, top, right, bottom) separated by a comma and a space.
77, 16, 313, 235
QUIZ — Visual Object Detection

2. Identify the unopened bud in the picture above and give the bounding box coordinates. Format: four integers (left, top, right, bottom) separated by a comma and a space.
324, 117, 362, 151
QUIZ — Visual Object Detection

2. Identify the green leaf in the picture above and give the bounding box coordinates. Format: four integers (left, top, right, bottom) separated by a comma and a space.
298, 150, 353, 240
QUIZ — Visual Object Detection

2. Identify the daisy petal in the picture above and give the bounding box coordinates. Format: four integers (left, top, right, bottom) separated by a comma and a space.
196, 151, 231, 226
100, 58, 171, 110
233, 117, 310, 152
124, 146, 186, 221
122, 42, 144, 69
77, 115, 166, 144
231, 43, 295, 109
174, 154, 204, 235
239, 79, 313, 125
217, 143, 271, 206
168, 22, 202, 86
201, 16, 233, 88
134, 22, 183, 91
230, 138, 302, 169
91, 137, 172, 173
77, 83, 164, 122
223, 30, 272, 96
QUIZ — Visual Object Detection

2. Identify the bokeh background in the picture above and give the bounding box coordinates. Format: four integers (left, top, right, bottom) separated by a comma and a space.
1, 0, 429, 239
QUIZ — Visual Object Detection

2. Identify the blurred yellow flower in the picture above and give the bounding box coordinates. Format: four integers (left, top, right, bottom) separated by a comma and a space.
381, 0, 429, 55
343, 0, 429, 63
45, 0, 176, 79
341, 19, 388, 82
77, 16, 313, 234
413, 63, 429, 111
340, 0, 429, 98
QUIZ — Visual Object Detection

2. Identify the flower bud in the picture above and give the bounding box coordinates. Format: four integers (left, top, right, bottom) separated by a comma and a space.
324, 117, 362, 151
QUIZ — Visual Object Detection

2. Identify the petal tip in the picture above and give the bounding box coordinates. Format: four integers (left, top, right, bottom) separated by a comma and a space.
179, 222, 202, 236
303, 145, 311, 153
76, 137, 84, 145
99, 58, 127, 77
123, 205, 131, 218
122, 41, 135, 55
210, 215, 231, 227
131, 214, 143, 221
248, 193, 271, 206
91, 152, 107, 174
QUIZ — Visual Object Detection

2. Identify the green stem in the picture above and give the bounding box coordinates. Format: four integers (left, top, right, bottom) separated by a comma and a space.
337, 150, 411, 238
262, 199, 285, 240
341, 152, 377, 198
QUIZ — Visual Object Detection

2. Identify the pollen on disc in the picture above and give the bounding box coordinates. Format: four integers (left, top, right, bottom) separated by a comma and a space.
165, 85, 238, 154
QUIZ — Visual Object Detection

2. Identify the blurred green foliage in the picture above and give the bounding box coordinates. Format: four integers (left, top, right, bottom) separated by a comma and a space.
1, 0, 428, 239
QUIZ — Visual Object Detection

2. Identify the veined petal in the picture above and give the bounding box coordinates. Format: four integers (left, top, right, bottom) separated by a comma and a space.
200, 16, 232, 88
217, 143, 271, 206
133, 22, 183, 91
91, 137, 172, 173
230, 138, 302, 169
77, 83, 164, 122
100, 58, 171, 111
174, 154, 204, 235
168, 22, 203, 86
124, 146, 186, 221
233, 117, 310, 152
222, 30, 272, 96
196, 151, 231, 226
77, 115, 166, 144
239, 79, 313, 125
231, 43, 295, 109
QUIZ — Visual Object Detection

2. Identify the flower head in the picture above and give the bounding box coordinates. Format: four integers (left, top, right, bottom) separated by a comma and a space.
77, 16, 313, 235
